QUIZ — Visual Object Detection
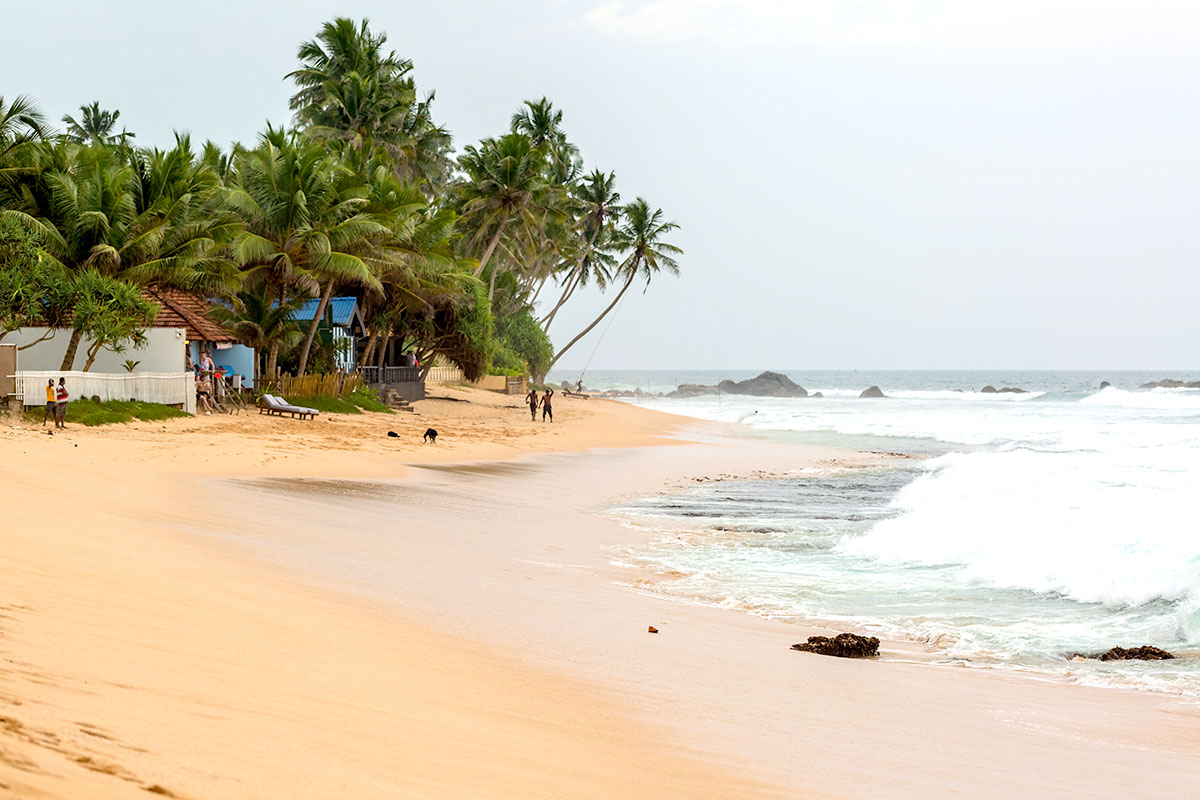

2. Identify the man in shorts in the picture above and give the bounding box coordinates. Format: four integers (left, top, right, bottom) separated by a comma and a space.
541, 387, 554, 423
525, 387, 539, 421
54, 377, 69, 429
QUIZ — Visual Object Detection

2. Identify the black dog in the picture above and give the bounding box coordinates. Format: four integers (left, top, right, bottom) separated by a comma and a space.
423, 428, 438, 444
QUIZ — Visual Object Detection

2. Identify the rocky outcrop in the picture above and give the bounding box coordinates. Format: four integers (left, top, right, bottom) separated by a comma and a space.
981, 385, 1026, 394
812, 392, 824, 398
666, 371, 807, 398
791, 633, 880, 658
859, 386, 885, 398
1140, 379, 1200, 389
1099, 381, 1111, 389
1096, 645, 1174, 661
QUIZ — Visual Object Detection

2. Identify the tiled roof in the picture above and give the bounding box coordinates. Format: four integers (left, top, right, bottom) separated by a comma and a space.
143, 288, 238, 343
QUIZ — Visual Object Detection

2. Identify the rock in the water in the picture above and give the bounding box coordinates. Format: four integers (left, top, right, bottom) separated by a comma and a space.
812, 391, 824, 398
791, 633, 880, 658
997, 387, 1027, 393
1099, 381, 1111, 389
1096, 645, 1174, 661
1140, 379, 1200, 389
859, 385, 885, 398
667, 371, 808, 398
980, 385, 998, 393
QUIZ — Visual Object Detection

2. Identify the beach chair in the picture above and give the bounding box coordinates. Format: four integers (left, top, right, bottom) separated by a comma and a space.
258, 394, 320, 420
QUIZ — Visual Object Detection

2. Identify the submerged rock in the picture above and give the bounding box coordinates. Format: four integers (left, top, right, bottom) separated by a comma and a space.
980, 385, 997, 393
791, 633, 880, 658
1096, 645, 1174, 661
1100, 381, 1111, 389
1141, 379, 1200, 389
997, 387, 1027, 393
859, 385, 885, 398
811, 392, 824, 398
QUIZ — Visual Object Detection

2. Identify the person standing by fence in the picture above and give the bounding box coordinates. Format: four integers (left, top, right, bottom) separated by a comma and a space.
54, 377, 69, 429
43, 379, 56, 426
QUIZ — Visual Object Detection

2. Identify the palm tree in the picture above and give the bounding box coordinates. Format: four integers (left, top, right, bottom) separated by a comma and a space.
209, 287, 303, 378
228, 130, 387, 375
0, 95, 48, 173
456, 133, 556, 279
2, 140, 235, 369
62, 102, 135, 146
546, 198, 681, 374
540, 169, 620, 331
288, 17, 452, 186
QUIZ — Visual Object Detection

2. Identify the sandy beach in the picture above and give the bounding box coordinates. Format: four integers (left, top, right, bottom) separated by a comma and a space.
3, 387, 1200, 799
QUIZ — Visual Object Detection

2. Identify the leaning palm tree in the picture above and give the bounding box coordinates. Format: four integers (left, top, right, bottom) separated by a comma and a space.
540, 169, 620, 331
545, 198, 681, 374
228, 130, 387, 375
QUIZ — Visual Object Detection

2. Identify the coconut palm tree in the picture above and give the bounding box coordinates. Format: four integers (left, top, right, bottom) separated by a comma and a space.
546, 198, 681, 374
62, 101, 135, 146
228, 130, 387, 375
209, 287, 303, 378
456, 133, 557, 279
2, 139, 236, 369
540, 169, 620, 330
0, 95, 49, 174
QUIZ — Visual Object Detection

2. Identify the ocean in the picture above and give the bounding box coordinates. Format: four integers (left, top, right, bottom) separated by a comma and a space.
547, 369, 1200, 694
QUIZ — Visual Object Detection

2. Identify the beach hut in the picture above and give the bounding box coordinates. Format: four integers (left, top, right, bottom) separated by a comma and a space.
290, 297, 367, 372
143, 289, 254, 386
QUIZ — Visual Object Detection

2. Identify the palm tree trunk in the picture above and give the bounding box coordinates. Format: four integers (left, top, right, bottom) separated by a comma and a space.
539, 270, 582, 330
59, 328, 84, 371
487, 264, 498, 304
546, 266, 637, 374
473, 211, 509, 277
296, 280, 336, 377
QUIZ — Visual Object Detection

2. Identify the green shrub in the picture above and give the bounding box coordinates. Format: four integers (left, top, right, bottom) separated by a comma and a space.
491, 310, 552, 377
24, 397, 190, 427
346, 388, 393, 413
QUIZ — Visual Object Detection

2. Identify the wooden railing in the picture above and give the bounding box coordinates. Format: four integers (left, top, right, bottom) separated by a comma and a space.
358, 365, 421, 384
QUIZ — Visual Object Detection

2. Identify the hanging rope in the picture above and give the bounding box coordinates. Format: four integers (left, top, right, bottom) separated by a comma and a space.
577, 284, 632, 385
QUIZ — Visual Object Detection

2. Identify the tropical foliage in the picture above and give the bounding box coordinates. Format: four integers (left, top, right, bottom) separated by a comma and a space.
0, 16, 681, 380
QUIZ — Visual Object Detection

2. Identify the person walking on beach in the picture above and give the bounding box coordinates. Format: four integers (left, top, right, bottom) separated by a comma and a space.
43, 379, 56, 426
542, 387, 554, 423
526, 387, 540, 421
54, 377, 69, 429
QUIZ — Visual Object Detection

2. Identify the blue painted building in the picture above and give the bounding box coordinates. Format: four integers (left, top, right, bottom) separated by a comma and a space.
290, 297, 366, 371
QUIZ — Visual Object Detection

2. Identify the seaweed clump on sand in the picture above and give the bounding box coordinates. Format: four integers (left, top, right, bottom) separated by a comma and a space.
791, 633, 880, 658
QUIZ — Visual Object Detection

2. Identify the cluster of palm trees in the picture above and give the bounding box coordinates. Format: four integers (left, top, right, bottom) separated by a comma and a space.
0, 16, 681, 382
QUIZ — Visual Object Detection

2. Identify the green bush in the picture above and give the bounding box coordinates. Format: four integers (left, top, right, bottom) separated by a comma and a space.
491, 310, 553, 377
346, 388, 393, 413
24, 398, 190, 427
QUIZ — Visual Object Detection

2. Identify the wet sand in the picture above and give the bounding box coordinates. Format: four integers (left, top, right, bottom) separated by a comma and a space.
2, 387, 1199, 798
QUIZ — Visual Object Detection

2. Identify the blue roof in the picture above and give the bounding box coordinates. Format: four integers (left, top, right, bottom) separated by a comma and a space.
291, 297, 359, 326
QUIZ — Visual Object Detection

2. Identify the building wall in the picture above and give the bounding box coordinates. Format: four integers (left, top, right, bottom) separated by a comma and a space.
0, 344, 15, 399
190, 341, 256, 388
5, 328, 187, 373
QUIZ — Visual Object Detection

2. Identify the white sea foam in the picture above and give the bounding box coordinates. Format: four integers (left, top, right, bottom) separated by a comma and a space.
613, 377, 1200, 692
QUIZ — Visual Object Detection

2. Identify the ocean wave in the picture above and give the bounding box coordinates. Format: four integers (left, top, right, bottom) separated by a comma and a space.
1081, 385, 1200, 409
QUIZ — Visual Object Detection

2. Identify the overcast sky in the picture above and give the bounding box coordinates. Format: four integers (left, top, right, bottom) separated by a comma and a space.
6, 1, 1200, 370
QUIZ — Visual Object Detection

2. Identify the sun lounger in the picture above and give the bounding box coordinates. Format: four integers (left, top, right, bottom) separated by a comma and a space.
258, 393, 320, 420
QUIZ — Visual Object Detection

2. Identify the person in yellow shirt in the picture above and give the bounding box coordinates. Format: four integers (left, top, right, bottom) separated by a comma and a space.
43, 379, 56, 426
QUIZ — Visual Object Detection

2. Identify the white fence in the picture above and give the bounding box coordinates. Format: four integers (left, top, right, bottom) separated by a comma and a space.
426, 365, 465, 383
13, 371, 196, 415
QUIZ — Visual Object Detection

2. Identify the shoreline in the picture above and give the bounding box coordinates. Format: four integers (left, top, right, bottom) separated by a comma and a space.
4, 388, 1200, 797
